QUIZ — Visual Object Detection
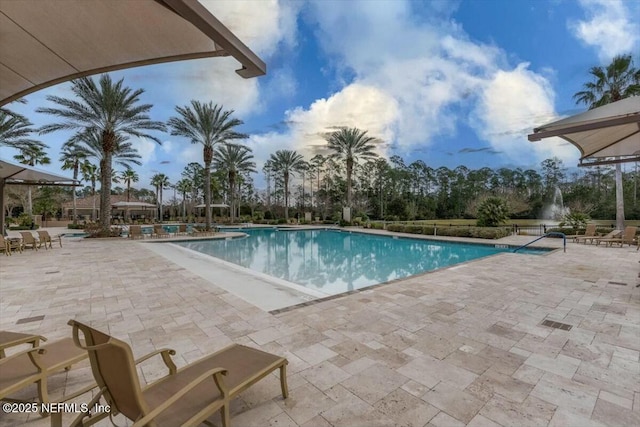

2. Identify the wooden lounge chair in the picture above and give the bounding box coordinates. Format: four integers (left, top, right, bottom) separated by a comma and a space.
567, 224, 596, 242
128, 225, 144, 240
596, 226, 638, 247
68, 320, 289, 427
175, 224, 189, 236
153, 224, 170, 239
579, 229, 620, 245
0, 337, 92, 417
36, 230, 62, 249
19, 231, 39, 251
0, 330, 45, 358
0, 235, 20, 256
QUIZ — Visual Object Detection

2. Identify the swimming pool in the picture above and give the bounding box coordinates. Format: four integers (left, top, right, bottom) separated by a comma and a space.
173, 228, 549, 295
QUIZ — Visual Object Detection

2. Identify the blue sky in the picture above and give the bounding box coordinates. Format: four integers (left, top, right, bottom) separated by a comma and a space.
2, 0, 639, 191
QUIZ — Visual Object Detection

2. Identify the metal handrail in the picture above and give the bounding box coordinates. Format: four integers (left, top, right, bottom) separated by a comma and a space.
513, 232, 566, 253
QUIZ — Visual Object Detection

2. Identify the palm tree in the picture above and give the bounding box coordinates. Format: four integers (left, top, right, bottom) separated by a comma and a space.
175, 178, 193, 220
81, 161, 99, 221
14, 146, 51, 216
268, 150, 305, 220
0, 110, 46, 151
121, 169, 139, 202
213, 144, 256, 223
168, 101, 247, 230
151, 173, 170, 222
574, 54, 640, 230
37, 74, 165, 233
59, 142, 87, 225
325, 127, 378, 207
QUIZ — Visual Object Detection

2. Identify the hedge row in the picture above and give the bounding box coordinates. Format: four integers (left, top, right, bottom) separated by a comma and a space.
385, 224, 511, 239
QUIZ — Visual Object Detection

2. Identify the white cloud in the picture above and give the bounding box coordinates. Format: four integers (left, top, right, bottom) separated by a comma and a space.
569, 0, 640, 61
133, 138, 158, 165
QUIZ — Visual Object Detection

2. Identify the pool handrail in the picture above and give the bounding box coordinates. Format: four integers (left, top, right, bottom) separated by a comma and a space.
513, 232, 566, 253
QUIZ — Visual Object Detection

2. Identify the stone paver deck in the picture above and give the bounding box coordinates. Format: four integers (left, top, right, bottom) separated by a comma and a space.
0, 229, 638, 426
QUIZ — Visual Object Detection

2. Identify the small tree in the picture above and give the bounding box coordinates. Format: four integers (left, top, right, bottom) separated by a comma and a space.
476, 197, 509, 227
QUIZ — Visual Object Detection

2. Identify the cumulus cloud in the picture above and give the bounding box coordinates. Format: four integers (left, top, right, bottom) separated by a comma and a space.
569, 0, 640, 61
253, 0, 572, 166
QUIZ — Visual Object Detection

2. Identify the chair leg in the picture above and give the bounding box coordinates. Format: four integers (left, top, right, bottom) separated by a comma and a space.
220, 403, 230, 427
280, 364, 289, 399
36, 377, 49, 418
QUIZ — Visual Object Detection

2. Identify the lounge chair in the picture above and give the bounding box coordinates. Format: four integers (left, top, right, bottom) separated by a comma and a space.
585, 229, 621, 245
0, 330, 45, 358
0, 235, 21, 256
128, 225, 144, 240
175, 224, 189, 236
68, 320, 289, 427
19, 231, 39, 251
0, 337, 92, 418
153, 224, 170, 239
37, 230, 62, 249
596, 226, 638, 247
567, 224, 596, 242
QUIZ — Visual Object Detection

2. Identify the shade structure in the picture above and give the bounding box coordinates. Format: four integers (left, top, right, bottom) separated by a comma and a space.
0, 0, 266, 106
1, 158, 78, 233
112, 201, 157, 209
528, 97, 640, 166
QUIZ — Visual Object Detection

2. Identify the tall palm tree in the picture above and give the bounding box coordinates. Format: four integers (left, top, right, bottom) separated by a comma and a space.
325, 127, 378, 207
213, 144, 256, 223
175, 178, 193, 220
14, 146, 51, 216
168, 101, 247, 230
59, 142, 87, 225
268, 150, 305, 220
81, 161, 99, 221
121, 169, 139, 202
151, 173, 170, 221
0, 110, 46, 151
37, 74, 165, 233
574, 54, 640, 230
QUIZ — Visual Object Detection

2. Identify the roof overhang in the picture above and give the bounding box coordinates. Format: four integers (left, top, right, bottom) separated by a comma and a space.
0, 0, 266, 106
528, 97, 640, 167
0, 158, 78, 186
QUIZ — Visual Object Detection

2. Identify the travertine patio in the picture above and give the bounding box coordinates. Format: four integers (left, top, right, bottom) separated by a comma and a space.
1, 229, 638, 426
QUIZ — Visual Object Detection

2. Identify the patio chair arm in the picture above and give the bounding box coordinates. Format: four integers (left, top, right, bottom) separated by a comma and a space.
132, 367, 228, 427
134, 348, 177, 374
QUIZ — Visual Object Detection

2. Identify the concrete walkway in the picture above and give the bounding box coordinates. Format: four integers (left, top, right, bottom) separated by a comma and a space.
0, 229, 638, 426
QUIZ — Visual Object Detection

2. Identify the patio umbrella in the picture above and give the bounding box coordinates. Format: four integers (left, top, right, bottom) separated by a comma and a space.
528, 96, 640, 166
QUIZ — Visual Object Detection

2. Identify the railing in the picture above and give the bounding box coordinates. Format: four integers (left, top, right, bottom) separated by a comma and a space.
513, 232, 566, 253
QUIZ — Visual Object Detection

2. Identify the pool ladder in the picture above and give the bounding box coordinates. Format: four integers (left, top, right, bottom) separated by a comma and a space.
513, 232, 566, 253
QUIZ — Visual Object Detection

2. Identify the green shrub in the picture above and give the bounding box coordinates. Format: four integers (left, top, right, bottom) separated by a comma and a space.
476, 197, 509, 227
67, 223, 85, 230
559, 212, 589, 229
277, 218, 287, 224
339, 220, 352, 227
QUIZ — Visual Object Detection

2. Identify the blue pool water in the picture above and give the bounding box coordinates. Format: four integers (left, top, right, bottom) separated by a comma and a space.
173, 228, 549, 295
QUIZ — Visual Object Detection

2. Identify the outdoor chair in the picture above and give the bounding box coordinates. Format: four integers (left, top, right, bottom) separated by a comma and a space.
567, 223, 596, 242
128, 225, 144, 240
0, 337, 92, 418
0, 235, 21, 256
596, 226, 638, 247
175, 224, 189, 236
153, 224, 170, 239
68, 319, 289, 427
19, 231, 40, 251
578, 229, 621, 245
0, 330, 45, 358
37, 230, 62, 249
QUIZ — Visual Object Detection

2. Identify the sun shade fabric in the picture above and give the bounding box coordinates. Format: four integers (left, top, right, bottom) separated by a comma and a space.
528, 97, 640, 160
0, 158, 76, 186
0, 0, 266, 106
112, 201, 157, 208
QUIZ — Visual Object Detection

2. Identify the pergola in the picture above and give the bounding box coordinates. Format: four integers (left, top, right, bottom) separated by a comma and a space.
528, 97, 640, 167
1, 0, 265, 230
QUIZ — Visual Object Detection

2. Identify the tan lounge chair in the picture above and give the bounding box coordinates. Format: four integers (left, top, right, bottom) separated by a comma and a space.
596, 226, 638, 247
68, 320, 289, 427
0, 337, 91, 417
37, 230, 62, 249
19, 231, 39, 251
0, 235, 22, 256
153, 224, 170, 239
580, 229, 620, 245
128, 225, 144, 240
175, 224, 189, 236
0, 330, 45, 358
567, 224, 596, 242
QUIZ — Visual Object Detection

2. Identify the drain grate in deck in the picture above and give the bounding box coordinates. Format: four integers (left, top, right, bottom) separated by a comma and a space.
608, 281, 627, 286
45, 270, 60, 275
541, 319, 572, 331
16, 315, 45, 324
